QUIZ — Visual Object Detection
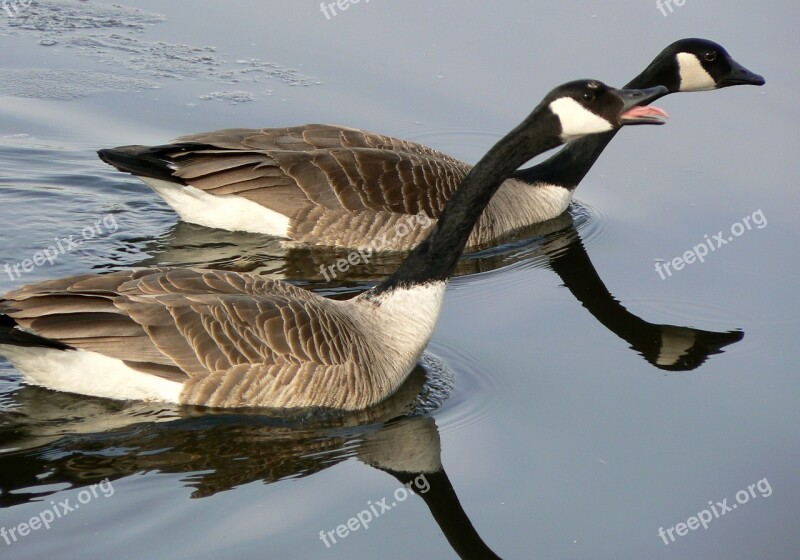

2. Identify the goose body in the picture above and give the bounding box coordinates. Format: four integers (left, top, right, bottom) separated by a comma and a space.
99, 39, 763, 251
103, 125, 572, 251
2, 80, 669, 409
0, 269, 443, 408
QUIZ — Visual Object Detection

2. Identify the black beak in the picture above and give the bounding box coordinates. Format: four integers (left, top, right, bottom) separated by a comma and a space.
615, 85, 670, 125
718, 58, 766, 88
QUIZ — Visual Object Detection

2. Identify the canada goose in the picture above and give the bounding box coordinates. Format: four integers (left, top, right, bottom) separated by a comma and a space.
98, 39, 762, 250
0, 81, 668, 409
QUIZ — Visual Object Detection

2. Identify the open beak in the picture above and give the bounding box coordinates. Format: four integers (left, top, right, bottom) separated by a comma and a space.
615, 86, 670, 125
718, 58, 766, 88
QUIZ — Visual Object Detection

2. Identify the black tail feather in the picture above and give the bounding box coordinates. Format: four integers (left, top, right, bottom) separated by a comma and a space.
0, 314, 73, 351
97, 144, 191, 184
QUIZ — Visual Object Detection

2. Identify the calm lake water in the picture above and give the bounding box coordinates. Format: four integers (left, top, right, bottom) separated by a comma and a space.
0, 1, 798, 559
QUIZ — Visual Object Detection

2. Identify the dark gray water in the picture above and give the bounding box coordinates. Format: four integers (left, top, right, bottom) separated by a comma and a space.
0, 1, 797, 559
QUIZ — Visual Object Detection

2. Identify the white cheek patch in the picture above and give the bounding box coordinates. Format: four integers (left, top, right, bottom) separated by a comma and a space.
677, 53, 717, 92
656, 329, 697, 367
549, 97, 613, 142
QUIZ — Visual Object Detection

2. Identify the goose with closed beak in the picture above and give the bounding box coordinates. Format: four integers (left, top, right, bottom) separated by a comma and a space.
0, 81, 668, 410
98, 38, 762, 251
512, 38, 764, 191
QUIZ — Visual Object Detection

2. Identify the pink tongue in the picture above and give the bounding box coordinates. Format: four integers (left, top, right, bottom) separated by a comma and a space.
622, 105, 669, 119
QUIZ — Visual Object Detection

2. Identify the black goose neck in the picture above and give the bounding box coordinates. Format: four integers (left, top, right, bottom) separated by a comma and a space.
372, 107, 562, 293
625, 50, 679, 91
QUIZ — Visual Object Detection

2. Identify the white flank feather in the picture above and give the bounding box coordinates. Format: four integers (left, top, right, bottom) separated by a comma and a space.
0, 345, 183, 402
142, 178, 290, 236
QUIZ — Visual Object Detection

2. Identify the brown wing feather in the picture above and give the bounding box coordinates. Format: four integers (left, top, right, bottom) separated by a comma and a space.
162, 126, 471, 219
1, 269, 367, 405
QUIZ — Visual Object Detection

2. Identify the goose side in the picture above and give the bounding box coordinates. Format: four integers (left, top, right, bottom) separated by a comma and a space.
1, 80, 668, 409
98, 38, 763, 251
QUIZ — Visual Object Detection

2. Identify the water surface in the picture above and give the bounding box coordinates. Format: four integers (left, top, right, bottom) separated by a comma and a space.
0, 1, 798, 559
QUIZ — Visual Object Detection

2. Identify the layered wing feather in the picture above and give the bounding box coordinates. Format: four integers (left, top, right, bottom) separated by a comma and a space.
164, 125, 472, 218
1, 269, 377, 408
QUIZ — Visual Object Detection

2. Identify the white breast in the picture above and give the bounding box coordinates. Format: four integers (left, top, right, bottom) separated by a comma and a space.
349, 282, 446, 384
496, 181, 573, 222
142, 177, 290, 236
472, 180, 573, 245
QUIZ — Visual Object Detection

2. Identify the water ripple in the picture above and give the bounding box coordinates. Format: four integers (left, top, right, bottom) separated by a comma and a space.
426, 340, 501, 437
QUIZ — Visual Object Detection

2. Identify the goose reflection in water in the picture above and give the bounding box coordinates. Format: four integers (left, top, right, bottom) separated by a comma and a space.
0, 361, 501, 559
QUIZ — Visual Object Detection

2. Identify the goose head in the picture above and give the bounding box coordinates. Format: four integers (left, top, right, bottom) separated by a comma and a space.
637, 38, 765, 94
544, 80, 669, 142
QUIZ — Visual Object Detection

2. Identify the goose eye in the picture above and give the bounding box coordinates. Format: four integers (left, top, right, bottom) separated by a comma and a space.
704, 51, 717, 62
582, 91, 595, 102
